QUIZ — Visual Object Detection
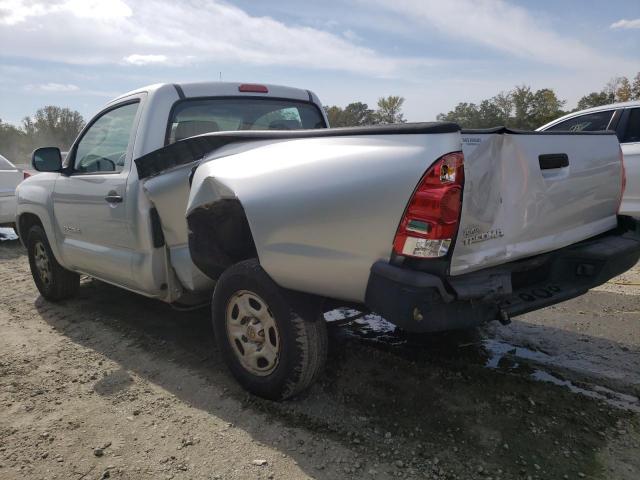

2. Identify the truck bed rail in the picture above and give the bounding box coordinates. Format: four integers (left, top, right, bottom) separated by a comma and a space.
134, 122, 460, 179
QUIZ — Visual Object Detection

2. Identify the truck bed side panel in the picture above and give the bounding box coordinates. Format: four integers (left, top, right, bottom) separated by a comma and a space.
188, 133, 460, 302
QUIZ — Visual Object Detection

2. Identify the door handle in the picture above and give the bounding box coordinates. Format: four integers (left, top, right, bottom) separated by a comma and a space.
105, 191, 123, 204
539, 153, 569, 170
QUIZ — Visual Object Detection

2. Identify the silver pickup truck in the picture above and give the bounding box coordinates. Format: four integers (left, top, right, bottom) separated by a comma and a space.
16, 82, 640, 399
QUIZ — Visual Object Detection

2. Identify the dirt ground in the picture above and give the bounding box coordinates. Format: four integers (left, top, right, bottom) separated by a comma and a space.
1, 233, 639, 480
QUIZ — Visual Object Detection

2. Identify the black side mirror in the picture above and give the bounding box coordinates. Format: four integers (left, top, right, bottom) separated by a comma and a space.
32, 147, 63, 172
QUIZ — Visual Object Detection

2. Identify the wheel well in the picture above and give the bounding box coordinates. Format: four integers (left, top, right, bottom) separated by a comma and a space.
17, 213, 43, 241
187, 199, 257, 280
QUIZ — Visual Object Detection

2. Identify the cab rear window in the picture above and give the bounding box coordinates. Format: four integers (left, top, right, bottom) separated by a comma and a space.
167, 98, 326, 144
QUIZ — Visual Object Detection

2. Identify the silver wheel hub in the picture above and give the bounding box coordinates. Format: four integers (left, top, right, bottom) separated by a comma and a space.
225, 290, 280, 376
34, 242, 51, 286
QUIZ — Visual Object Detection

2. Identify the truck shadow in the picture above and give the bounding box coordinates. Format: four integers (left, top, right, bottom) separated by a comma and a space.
33, 277, 638, 479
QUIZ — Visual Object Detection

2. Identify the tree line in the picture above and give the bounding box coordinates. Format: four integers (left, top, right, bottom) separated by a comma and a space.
324, 96, 406, 127
437, 72, 640, 129
1, 106, 85, 165
2, 73, 639, 164
326, 72, 640, 130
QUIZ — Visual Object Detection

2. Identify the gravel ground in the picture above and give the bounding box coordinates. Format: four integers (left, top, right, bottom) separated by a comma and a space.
1, 233, 639, 480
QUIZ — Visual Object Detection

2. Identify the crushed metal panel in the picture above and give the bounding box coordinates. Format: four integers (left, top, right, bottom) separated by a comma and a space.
451, 132, 621, 275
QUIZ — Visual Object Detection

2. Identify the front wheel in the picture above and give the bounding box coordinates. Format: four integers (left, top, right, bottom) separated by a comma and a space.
212, 259, 327, 400
27, 225, 80, 301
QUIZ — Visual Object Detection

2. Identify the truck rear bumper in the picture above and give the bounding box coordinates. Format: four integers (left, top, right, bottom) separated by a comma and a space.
364, 219, 640, 333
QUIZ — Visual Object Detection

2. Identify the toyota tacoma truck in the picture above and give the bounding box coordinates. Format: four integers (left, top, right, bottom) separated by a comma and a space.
16, 82, 640, 400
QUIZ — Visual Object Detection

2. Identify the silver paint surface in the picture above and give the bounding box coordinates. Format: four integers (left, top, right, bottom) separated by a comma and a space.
186, 134, 460, 302
453, 132, 621, 275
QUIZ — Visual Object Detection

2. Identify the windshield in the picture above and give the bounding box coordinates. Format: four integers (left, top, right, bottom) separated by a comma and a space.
167, 98, 326, 144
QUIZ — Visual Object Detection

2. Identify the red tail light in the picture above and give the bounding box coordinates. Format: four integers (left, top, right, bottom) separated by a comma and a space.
393, 151, 464, 258
617, 146, 626, 213
238, 84, 268, 93
23, 170, 31, 180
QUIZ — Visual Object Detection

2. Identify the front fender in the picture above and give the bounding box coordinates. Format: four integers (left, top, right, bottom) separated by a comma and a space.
16, 173, 65, 264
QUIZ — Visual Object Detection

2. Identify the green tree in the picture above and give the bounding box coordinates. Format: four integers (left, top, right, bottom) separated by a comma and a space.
342, 102, 376, 126
510, 85, 535, 129
604, 77, 624, 101
325, 102, 376, 127
603, 76, 637, 102
632, 72, 640, 100
375, 96, 406, 124
0, 119, 27, 164
0, 106, 85, 165
436, 85, 565, 129
616, 77, 632, 102
437, 93, 513, 128
491, 91, 513, 124
22, 105, 85, 150
529, 88, 566, 127
576, 91, 615, 110
326, 98, 406, 126
476, 99, 505, 128
436, 102, 481, 127
324, 106, 344, 127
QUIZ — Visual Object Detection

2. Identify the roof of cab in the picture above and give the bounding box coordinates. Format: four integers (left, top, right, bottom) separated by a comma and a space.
110, 81, 315, 104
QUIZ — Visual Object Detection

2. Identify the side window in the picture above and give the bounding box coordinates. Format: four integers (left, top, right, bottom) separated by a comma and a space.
622, 108, 640, 143
545, 110, 614, 132
74, 102, 139, 173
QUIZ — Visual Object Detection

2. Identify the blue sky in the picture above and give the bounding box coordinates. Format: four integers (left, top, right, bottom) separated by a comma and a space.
0, 0, 639, 125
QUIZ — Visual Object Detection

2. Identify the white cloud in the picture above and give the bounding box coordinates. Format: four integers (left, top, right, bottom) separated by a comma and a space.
0, 0, 418, 76
610, 18, 640, 29
0, 0, 131, 25
367, 0, 628, 71
123, 54, 168, 65
25, 83, 80, 92
342, 29, 361, 42
63, 0, 132, 19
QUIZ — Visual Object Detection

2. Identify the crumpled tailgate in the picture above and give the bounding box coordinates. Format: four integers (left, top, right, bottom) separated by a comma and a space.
451, 131, 622, 276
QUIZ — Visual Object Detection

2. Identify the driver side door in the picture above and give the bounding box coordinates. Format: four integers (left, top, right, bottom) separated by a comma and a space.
52, 100, 142, 287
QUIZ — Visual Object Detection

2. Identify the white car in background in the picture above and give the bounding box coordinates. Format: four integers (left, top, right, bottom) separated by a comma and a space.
538, 101, 640, 217
0, 154, 29, 229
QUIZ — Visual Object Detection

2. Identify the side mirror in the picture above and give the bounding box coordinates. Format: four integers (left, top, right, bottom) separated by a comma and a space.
32, 147, 63, 172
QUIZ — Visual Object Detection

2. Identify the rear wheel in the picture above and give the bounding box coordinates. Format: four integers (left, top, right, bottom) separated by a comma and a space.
27, 225, 80, 301
212, 259, 327, 400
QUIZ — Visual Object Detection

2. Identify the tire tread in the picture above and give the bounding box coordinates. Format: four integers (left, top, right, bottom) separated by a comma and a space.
212, 258, 327, 400
27, 225, 80, 301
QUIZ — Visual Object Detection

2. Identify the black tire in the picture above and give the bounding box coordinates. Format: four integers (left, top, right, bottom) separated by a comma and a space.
212, 259, 327, 400
27, 225, 80, 301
